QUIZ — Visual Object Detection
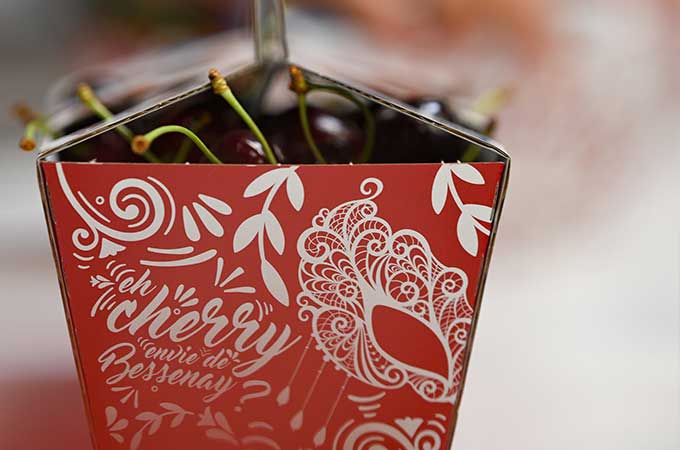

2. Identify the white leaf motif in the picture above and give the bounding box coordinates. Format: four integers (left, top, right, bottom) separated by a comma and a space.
136, 412, 157, 422
286, 170, 304, 211
431, 165, 451, 214
148, 418, 162, 435
463, 204, 493, 222
451, 163, 484, 185
110, 419, 128, 432
198, 194, 232, 215
244, 169, 289, 198
130, 432, 142, 450
233, 215, 263, 253
193, 202, 224, 237
105, 406, 117, 427
170, 414, 184, 428
261, 259, 289, 306
457, 213, 479, 256
182, 206, 201, 242
264, 211, 285, 255
160, 402, 182, 412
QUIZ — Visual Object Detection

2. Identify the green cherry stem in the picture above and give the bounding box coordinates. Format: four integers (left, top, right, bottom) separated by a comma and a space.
308, 82, 375, 164
19, 120, 39, 151
460, 145, 481, 163
172, 133, 195, 164
289, 65, 325, 164
132, 126, 222, 164
471, 86, 514, 117
77, 83, 133, 140
32, 118, 56, 137
13, 103, 57, 151
289, 65, 375, 164
297, 92, 328, 164
172, 112, 212, 163
209, 69, 278, 164
460, 86, 513, 163
19, 119, 57, 151
77, 83, 160, 163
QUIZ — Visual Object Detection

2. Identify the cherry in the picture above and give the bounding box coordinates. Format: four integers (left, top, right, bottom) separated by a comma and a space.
410, 97, 496, 162
90, 132, 146, 163
264, 106, 363, 164
57, 126, 145, 163
370, 97, 489, 163
199, 129, 272, 164
161, 97, 240, 134
371, 105, 432, 163
209, 69, 278, 164
56, 94, 471, 165
411, 97, 456, 124
262, 110, 314, 164
286, 65, 374, 164
25, 65, 499, 166
119, 70, 278, 165
148, 103, 225, 163
410, 97, 463, 161
304, 108, 363, 163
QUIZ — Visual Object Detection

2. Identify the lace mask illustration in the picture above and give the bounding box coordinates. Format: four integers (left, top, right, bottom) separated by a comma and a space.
294, 178, 474, 406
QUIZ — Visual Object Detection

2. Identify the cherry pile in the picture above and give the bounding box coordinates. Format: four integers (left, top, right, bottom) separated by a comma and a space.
15, 65, 499, 165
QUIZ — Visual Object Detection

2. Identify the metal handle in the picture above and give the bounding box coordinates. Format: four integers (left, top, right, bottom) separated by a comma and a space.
254, 0, 289, 63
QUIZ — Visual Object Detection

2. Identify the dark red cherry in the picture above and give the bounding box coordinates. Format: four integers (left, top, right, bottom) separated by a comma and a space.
59, 105, 146, 162
149, 100, 238, 163
63, 129, 145, 163
200, 129, 271, 164
151, 93, 239, 131
371, 106, 432, 163
371, 97, 481, 163
263, 109, 314, 164
93, 132, 146, 162
410, 97, 456, 124
409, 96, 494, 136
264, 106, 363, 164
411, 97, 464, 161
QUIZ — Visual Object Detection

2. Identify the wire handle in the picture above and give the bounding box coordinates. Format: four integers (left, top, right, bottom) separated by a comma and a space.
254, 0, 289, 63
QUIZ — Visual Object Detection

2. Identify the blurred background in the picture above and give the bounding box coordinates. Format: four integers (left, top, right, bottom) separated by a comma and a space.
1, 0, 678, 449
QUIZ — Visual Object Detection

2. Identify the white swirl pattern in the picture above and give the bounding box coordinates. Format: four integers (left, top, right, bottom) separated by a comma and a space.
297, 178, 473, 404
334, 417, 445, 450
57, 164, 167, 259
56, 164, 232, 266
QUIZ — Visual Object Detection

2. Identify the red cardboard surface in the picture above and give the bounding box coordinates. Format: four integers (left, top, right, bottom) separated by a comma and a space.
41, 161, 504, 450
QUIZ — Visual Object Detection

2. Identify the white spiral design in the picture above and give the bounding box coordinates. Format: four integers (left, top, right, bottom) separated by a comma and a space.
56, 164, 168, 256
